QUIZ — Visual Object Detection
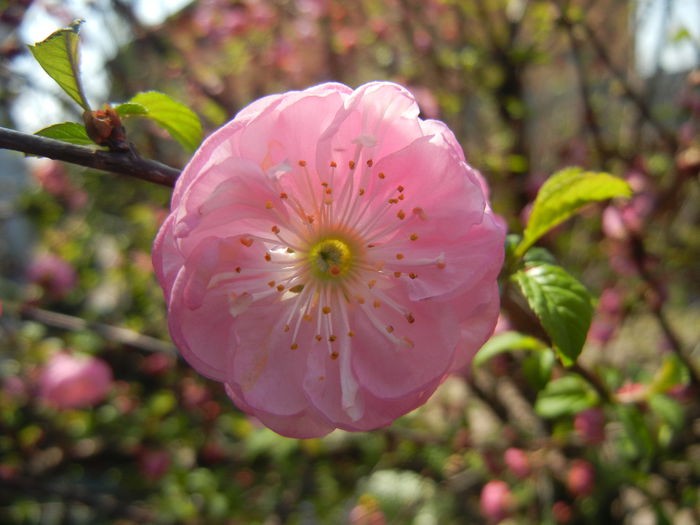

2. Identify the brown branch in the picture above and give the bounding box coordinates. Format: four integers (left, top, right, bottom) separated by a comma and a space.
18, 304, 177, 355
0, 126, 180, 187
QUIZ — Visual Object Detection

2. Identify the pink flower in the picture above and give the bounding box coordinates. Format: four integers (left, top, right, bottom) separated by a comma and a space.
153, 82, 504, 438
574, 407, 606, 445
480, 480, 511, 522
567, 459, 595, 498
504, 447, 531, 479
39, 352, 113, 409
27, 253, 78, 300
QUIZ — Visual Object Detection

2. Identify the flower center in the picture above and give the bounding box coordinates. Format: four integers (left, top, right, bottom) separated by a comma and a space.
308, 237, 353, 279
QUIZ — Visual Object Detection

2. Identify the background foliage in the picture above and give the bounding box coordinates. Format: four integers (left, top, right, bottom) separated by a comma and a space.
1, 0, 699, 523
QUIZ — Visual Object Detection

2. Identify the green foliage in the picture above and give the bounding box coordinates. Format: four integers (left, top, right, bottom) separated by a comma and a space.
535, 375, 598, 418
116, 92, 203, 152
35, 122, 94, 146
516, 167, 632, 257
513, 263, 593, 365
474, 331, 547, 367
28, 20, 90, 110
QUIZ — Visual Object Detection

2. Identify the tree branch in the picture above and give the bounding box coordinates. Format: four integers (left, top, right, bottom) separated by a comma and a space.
0, 126, 180, 187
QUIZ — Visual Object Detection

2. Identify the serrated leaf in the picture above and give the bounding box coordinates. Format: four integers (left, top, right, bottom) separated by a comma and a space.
534, 375, 598, 418
114, 102, 148, 117
35, 122, 94, 145
513, 263, 593, 365
123, 91, 203, 152
28, 20, 89, 110
474, 331, 547, 367
516, 167, 631, 256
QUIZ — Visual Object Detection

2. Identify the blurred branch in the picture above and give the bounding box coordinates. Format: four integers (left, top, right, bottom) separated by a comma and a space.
557, 10, 678, 153
0, 127, 180, 187
18, 304, 177, 355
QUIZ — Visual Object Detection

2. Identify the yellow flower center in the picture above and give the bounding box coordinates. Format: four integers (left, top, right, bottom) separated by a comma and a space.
308, 237, 354, 280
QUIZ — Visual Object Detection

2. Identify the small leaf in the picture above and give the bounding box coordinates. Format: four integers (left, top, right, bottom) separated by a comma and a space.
516, 167, 631, 256
534, 375, 598, 418
28, 20, 89, 110
121, 91, 203, 152
474, 331, 547, 367
522, 349, 556, 391
649, 394, 684, 431
513, 263, 593, 365
649, 355, 687, 395
35, 122, 94, 146
114, 102, 148, 117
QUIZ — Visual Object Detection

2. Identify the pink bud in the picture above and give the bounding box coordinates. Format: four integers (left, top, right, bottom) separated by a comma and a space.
574, 408, 606, 445
567, 459, 595, 497
480, 480, 511, 522
39, 352, 112, 409
615, 382, 647, 404
504, 448, 531, 479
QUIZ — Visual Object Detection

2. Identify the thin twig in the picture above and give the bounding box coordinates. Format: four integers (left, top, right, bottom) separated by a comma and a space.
18, 304, 177, 355
0, 126, 180, 187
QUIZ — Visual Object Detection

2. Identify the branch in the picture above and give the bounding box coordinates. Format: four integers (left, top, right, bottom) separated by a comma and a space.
0, 126, 180, 187
19, 304, 177, 355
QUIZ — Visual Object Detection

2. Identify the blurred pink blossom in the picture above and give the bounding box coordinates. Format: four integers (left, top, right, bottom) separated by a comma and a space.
39, 352, 113, 409
152, 82, 504, 438
574, 407, 606, 445
552, 501, 573, 523
616, 382, 647, 404
138, 449, 171, 480
504, 447, 531, 479
27, 253, 78, 300
480, 480, 511, 522
567, 459, 595, 497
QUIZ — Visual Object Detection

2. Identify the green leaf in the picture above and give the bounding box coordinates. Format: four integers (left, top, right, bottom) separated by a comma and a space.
513, 263, 593, 365
516, 167, 632, 257
649, 355, 688, 395
28, 20, 89, 110
118, 91, 203, 152
114, 102, 148, 117
534, 375, 598, 418
522, 349, 556, 391
649, 394, 684, 431
474, 331, 547, 367
35, 122, 94, 146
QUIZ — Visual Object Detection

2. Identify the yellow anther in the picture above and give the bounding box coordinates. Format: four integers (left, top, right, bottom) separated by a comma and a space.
265, 201, 273, 209
290, 343, 298, 350
298, 160, 307, 167
410, 233, 418, 241
397, 210, 406, 220
396, 253, 405, 260
373, 300, 381, 308
322, 306, 332, 314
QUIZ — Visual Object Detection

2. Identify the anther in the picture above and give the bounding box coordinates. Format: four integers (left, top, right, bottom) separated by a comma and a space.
437, 262, 446, 269
307, 215, 315, 223
264, 253, 272, 262
396, 253, 405, 260
349, 160, 356, 169
385, 325, 394, 333
397, 185, 404, 192
235, 267, 241, 273
373, 300, 381, 308
290, 343, 298, 350
315, 335, 323, 342
412, 207, 427, 220
388, 198, 398, 204
267, 281, 275, 287
398, 194, 405, 200
328, 335, 337, 342
303, 314, 313, 322
298, 160, 307, 167
284, 325, 290, 332
330, 161, 337, 168
325, 188, 332, 194
265, 201, 273, 209
240, 238, 254, 247
393, 271, 402, 278
286, 248, 295, 253
378, 172, 386, 179
347, 331, 355, 337
409, 272, 418, 279
405, 313, 415, 324
366, 159, 373, 167
358, 188, 365, 196
279, 192, 288, 199
357, 296, 366, 304
410, 233, 418, 241
397, 210, 406, 220
330, 352, 339, 360
322, 306, 332, 314
276, 285, 285, 292
367, 280, 376, 289
290, 284, 304, 293
271, 225, 280, 233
